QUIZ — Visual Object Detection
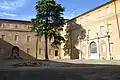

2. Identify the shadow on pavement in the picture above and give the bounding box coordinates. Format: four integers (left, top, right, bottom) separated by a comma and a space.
0, 60, 120, 80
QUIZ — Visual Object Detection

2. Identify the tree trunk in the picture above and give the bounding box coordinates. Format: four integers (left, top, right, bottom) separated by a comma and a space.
36, 38, 38, 59
45, 34, 49, 60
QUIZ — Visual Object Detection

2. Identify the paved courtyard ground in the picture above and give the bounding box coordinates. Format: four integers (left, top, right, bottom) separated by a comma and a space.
0, 59, 120, 80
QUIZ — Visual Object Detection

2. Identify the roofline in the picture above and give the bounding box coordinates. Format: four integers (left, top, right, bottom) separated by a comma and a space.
0, 18, 31, 23
65, 0, 113, 23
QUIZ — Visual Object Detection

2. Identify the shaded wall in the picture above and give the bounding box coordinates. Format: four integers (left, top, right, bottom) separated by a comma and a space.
63, 19, 86, 59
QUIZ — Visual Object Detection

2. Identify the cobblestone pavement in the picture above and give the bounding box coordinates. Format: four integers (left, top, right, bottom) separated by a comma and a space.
0, 59, 120, 80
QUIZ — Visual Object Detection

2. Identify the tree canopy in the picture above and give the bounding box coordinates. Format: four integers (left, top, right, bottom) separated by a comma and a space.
31, 0, 65, 59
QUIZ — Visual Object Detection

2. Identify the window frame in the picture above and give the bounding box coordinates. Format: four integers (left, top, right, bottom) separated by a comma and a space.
27, 36, 31, 42
100, 26, 105, 34
2, 23, 6, 28
15, 35, 18, 41
55, 50, 58, 56
27, 48, 30, 54
107, 24, 112, 33
1, 35, 5, 40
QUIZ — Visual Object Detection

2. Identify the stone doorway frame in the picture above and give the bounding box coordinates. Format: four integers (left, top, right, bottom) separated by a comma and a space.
12, 46, 20, 59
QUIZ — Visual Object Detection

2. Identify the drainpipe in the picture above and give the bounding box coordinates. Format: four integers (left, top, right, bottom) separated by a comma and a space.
113, 0, 120, 39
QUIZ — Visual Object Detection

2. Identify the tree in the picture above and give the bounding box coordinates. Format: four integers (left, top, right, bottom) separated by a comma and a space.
31, 0, 65, 60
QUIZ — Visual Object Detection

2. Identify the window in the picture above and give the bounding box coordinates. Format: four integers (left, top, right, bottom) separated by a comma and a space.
55, 50, 58, 56
1, 35, 5, 40
15, 35, 18, 41
39, 48, 42, 55
107, 24, 112, 33
105, 7, 110, 13
49, 49, 51, 55
2, 23, 6, 28
27, 36, 31, 42
80, 17, 84, 23
19, 24, 22, 27
100, 26, 105, 34
28, 25, 30, 29
90, 42, 97, 54
0, 48, 4, 54
15, 24, 18, 28
27, 48, 30, 53
97, 10, 102, 17
6, 24, 10, 28
86, 15, 90, 20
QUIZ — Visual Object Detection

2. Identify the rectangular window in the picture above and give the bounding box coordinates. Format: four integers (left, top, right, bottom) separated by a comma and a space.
100, 26, 105, 34
15, 24, 18, 28
27, 36, 30, 42
98, 10, 102, 17
107, 24, 112, 33
0, 48, 4, 54
15, 35, 18, 41
105, 7, 110, 13
27, 48, 30, 54
80, 18, 84, 23
2, 24, 6, 28
6, 24, 10, 28
28, 25, 30, 29
49, 49, 51, 55
39, 48, 42, 55
86, 15, 90, 20
55, 50, 58, 56
1, 35, 5, 40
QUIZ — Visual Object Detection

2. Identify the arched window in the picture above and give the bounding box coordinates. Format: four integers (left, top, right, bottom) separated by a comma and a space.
2, 23, 6, 28
90, 42, 97, 54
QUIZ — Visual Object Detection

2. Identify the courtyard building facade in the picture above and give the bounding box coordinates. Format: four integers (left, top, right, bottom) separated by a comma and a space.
0, 19, 60, 60
61, 0, 120, 60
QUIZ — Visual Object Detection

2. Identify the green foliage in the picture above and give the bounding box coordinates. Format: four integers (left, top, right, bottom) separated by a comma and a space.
31, 0, 65, 48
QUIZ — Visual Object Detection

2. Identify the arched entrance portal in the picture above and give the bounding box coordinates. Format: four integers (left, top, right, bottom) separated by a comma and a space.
12, 46, 19, 59
90, 41, 97, 54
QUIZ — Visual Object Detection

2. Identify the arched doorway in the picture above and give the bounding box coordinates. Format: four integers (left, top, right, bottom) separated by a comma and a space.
12, 46, 19, 59
90, 41, 97, 54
